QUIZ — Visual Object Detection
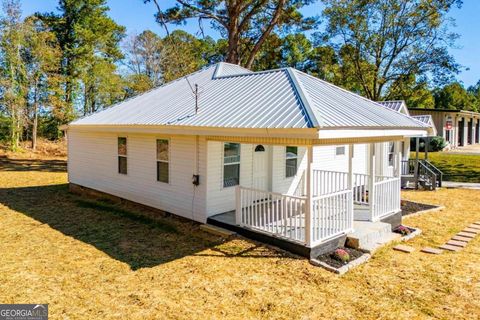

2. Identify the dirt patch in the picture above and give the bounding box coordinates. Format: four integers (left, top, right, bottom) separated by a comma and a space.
401, 199, 438, 216
315, 247, 365, 269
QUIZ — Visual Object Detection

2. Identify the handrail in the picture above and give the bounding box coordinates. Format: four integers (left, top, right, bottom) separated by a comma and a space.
417, 161, 437, 190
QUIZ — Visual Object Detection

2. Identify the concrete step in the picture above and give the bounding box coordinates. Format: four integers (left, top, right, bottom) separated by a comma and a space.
346, 221, 400, 251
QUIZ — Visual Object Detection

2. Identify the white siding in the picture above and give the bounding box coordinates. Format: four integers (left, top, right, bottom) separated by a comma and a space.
68, 129, 207, 222
312, 144, 368, 174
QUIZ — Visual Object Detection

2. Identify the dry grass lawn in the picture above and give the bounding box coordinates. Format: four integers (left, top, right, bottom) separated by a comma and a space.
0, 157, 480, 319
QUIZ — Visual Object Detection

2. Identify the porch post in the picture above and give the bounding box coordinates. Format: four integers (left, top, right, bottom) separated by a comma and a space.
394, 141, 402, 178
305, 145, 313, 247
414, 137, 420, 189
235, 185, 241, 225
348, 144, 354, 189
368, 143, 376, 220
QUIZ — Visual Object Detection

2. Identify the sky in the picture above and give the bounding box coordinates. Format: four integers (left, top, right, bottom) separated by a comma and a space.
20, 0, 480, 87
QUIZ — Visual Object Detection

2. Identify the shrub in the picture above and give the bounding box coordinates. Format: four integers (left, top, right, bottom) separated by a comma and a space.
429, 136, 447, 152
396, 225, 411, 236
332, 248, 350, 263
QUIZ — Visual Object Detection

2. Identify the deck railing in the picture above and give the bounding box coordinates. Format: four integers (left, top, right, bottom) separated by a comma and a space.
373, 176, 401, 221
311, 189, 353, 246
352, 173, 369, 205
312, 169, 348, 196
236, 187, 307, 243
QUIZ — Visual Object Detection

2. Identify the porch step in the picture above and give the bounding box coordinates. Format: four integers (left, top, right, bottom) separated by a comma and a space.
346, 221, 400, 252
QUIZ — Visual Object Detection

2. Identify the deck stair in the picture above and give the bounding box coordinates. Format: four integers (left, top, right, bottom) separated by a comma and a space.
401, 159, 443, 190
346, 221, 401, 252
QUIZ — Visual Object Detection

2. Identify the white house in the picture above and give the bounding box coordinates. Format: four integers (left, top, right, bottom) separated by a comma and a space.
66, 63, 431, 257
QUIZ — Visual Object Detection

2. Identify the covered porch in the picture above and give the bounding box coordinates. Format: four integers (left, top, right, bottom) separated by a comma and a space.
208, 138, 403, 249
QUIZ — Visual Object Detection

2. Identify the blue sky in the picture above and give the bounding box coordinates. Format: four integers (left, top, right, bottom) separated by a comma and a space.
20, 0, 479, 87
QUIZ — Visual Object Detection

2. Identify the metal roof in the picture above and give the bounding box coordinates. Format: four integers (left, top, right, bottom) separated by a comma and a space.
377, 100, 407, 113
71, 63, 429, 130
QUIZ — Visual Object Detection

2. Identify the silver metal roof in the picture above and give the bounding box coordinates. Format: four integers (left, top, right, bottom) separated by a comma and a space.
378, 100, 408, 114
71, 63, 428, 130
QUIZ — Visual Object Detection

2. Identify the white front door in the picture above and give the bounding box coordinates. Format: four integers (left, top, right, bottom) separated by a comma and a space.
252, 145, 270, 191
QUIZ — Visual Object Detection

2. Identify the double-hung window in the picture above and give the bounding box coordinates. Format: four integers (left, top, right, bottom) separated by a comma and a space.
118, 137, 127, 174
223, 143, 240, 187
157, 139, 169, 183
387, 142, 395, 167
285, 146, 298, 178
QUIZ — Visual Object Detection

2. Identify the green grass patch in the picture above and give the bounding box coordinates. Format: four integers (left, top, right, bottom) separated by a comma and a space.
412, 152, 480, 182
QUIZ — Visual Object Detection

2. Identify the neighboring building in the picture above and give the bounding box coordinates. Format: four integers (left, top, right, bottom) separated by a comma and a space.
66, 63, 430, 257
409, 108, 480, 148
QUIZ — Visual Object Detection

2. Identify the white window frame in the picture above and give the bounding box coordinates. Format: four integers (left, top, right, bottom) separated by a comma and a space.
118, 136, 127, 175
222, 142, 241, 188
156, 138, 170, 184
335, 145, 346, 157
285, 146, 298, 178
387, 142, 395, 167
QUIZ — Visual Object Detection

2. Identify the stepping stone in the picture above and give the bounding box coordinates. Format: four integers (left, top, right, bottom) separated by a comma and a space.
468, 224, 480, 230
421, 247, 443, 254
458, 232, 476, 238
452, 235, 472, 242
463, 228, 480, 234
446, 240, 468, 248
439, 244, 462, 252
393, 245, 415, 253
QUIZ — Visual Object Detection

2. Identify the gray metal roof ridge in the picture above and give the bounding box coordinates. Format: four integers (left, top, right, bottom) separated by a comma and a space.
285, 68, 322, 129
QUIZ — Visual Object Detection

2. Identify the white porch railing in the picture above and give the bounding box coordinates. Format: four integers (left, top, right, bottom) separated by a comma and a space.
312, 169, 348, 196
236, 187, 307, 243
311, 189, 353, 245
373, 176, 401, 221
353, 173, 369, 205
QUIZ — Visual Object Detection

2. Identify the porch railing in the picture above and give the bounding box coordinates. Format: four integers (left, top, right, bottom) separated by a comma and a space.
236, 187, 307, 243
353, 173, 368, 205
311, 189, 353, 245
373, 176, 401, 221
312, 169, 348, 196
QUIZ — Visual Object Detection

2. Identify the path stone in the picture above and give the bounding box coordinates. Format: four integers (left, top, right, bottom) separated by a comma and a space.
457, 232, 476, 238
421, 247, 443, 254
393, 245, 415, 253
439, 244, 462, 252
446, 240, 468, 248
468, 224, 480, 230
463, 228, 480, 234
452, 235, 472, 242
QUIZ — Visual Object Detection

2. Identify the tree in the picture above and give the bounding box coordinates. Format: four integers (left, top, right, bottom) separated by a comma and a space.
321, 0, 462, 101
145, 0, 316, 68
434, 82, 477, 111
122, 30, 163, 88
0, 0, 26, 150
22, 16, 62, 150
39, 0, 125, 117
160, 30, 221, 82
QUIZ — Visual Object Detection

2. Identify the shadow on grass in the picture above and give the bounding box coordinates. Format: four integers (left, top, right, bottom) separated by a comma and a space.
0, 156, 66, 172
0, 183, 292, 270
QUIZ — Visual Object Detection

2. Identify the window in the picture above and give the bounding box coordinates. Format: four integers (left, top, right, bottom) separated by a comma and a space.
335, 146, 346, 156
254, 145, 265, 152
285, 146, 298, 178
156, 139, 169, 183
223, 143, 240, 187
387, 142, 395, 167
118, 137, 127, 174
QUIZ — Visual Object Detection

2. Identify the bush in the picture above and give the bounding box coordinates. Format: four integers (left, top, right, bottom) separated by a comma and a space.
332, 248, 350, 263
395, 225, 412, 236
410, 136, 446, 152
429, 136, 447, 152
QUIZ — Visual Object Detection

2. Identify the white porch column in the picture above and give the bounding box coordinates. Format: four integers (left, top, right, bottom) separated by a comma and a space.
305, 145, 313, 247
395, 141, 402, 178
347, 144, 354, 189
462, 117, 468, 146
368, 143, 376, 220
472, 119, 477, 144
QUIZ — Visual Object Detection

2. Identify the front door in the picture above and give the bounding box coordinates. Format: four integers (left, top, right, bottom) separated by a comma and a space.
252, 145, 269, 191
